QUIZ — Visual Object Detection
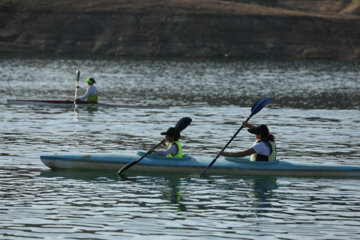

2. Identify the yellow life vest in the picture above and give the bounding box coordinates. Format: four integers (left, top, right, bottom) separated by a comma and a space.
166, 141, 182, 158
86, 93, 98, 102
250, 140, 276, 162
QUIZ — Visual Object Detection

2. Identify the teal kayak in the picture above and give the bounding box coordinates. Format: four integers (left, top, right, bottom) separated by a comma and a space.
40, 152, 360, 178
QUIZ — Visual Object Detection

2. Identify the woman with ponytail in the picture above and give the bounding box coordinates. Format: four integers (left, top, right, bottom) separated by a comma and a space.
218, 122, 277, 162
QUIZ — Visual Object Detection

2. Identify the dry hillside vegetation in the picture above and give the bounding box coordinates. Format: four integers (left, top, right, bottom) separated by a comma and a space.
0, 0, 359, 59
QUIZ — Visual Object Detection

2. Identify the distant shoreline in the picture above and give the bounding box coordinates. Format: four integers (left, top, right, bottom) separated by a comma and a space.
1, 0, 360, 60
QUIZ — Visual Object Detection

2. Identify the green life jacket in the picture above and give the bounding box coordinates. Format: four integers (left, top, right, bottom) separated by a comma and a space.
86, 93, 98, 102
166, 141, 182, 158
250, 140, 276, 162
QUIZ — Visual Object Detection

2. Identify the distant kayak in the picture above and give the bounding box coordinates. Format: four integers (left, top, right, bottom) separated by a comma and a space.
40, 152, 360, 178
7, 99, 169, 109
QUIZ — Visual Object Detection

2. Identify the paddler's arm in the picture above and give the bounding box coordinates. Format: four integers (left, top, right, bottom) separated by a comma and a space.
218, 148, 256, 157
152, 144, 177, 156
79, 85, 97, 101
78, 86, 92, 101
148, 139, 171, 154
160, 138, 167, 147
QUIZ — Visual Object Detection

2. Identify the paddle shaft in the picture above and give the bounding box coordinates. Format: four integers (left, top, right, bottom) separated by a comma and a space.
117, 142, 162, 175
74, 70, 80, 104
200, 115, 251, 177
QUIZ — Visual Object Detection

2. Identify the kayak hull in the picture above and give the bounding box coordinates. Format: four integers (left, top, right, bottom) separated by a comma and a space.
7, 99, 168, 109
40, 153, 360, 178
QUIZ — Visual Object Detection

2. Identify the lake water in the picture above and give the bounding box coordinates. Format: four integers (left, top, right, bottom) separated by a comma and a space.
0, 56, 360, 239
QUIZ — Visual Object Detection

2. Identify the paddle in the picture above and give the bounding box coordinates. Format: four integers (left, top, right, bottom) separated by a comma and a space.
200, 97, 272, 177
74, 70, 80, 105
117, 117, 192, 175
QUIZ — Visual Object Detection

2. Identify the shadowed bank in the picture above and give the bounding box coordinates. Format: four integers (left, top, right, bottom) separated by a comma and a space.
1, 0, 360, 59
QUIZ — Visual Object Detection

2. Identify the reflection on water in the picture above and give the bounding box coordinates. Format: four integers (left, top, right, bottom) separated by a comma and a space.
41, 169, 278, 215
1, 57, 360, 239
247, 176, 278, 213
41, 169, 280, 215
0, 166, 359, 239
40, 169, 119, 181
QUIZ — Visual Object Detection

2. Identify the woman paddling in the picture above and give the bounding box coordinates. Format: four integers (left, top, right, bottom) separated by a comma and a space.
76, 78, 98, 103
149, 127, 182, 158
218, 122, 276, 161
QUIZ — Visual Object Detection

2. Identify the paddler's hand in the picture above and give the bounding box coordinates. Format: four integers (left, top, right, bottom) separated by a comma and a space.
242, 121, 255, 129
218, 151, 226, 157
242, 121, 250, 128
147, 150, 155, 154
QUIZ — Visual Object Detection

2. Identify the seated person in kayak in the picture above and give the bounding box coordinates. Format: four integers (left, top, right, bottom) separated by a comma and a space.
76, 78, 98, 103
149, 127, 182, 158
218, 122, 276, 161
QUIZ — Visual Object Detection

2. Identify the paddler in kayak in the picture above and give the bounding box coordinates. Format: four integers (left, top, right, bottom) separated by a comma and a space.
149, 127, 182, 158
218, 122, 276, 161
75, 78, 98, 103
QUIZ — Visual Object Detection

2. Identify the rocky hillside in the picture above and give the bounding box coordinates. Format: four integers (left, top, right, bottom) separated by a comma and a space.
1, 0, 360, 59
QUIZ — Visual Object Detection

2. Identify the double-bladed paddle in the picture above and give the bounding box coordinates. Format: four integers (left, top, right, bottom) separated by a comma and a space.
74, 70, 80, 105
200, 97, 272, 177
117, 117, 192, 175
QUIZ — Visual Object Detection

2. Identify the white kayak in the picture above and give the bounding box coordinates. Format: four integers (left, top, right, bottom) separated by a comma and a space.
40, 152, 360, 178
7, 99, 169, 109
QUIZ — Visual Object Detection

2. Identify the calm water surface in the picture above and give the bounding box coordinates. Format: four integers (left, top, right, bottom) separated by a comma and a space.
0, 57, 360, 239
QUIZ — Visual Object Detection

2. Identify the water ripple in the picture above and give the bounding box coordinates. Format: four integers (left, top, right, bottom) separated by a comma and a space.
1, 57, 360, 239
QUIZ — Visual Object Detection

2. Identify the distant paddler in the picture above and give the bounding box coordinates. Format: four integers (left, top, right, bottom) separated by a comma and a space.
75, 78, 98, 103
218, 122, 277, 161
